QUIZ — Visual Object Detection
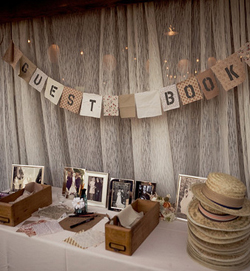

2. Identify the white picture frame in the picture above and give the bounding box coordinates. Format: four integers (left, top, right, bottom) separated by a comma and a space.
85, 170, 109, 208
176, 174, 207, 221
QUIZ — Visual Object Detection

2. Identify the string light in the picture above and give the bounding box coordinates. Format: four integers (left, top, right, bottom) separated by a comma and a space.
80, 51, 84, 55
27, 39, 31, 44
164, 25, 178, 36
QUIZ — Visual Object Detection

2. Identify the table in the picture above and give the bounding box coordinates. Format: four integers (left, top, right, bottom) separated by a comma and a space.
0, 187, 244, 271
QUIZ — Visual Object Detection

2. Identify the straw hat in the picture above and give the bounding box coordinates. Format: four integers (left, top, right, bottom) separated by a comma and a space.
188, 225, 250, 253
187, 199, 250, 231
188, 220, 250, 244
192, 172, 250, 216
187, 240, 250, 271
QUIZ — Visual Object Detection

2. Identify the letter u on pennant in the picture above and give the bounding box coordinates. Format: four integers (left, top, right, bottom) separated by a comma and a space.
29, 68, 48, 92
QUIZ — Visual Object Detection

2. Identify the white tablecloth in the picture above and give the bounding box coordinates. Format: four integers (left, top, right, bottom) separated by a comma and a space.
0, 187, 242, 271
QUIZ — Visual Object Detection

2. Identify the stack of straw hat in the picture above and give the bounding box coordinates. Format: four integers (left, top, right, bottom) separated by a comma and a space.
187, 172, 250, 271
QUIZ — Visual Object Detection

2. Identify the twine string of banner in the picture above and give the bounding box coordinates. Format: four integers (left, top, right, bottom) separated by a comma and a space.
2, 40, 250, 120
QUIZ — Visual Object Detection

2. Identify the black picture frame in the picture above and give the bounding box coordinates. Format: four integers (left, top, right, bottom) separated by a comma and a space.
108, 178, 135, 211
135, 181, 156, 200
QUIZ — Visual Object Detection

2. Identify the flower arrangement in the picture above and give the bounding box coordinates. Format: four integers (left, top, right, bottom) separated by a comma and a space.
72, 197, 85, 213
150, 193, 176, 222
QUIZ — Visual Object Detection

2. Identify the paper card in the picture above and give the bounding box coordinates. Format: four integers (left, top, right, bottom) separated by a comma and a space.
79, 93, 102, 118
18, 55, 37, 83
44, 77, 64, 105
236, 42, 250, 67
211, 53, 246, 91
29, 68, 48, 92
59, 86, 83, 114
2, 40, 23, 69
196, 69, 219, 100
103, 95, 119, 116
135, 90, 162, 118
118, 94, 136, 118
177, 76, 203, 105
159, 85, 180, 111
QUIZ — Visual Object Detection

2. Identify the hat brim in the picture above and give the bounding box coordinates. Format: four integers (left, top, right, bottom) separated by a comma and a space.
187, 199, 250, 232
187, 240, 250, 271
192, 183, 250, 216
188, 230, 250, 258
188, 220, 250, 244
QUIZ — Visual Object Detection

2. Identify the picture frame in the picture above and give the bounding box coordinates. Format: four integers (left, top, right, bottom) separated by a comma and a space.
11, 164, 44, 191
108, 178, 135, 211
135, 181, 156, 200
176, 174, 207, 221
85, 170, 109, 208
63, 167, 86, 198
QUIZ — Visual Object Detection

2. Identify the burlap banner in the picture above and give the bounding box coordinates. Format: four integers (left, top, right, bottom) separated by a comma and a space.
2, 40, 250, 120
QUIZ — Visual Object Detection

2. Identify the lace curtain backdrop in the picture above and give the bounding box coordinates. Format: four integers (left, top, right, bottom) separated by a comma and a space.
0, 0, 250, 198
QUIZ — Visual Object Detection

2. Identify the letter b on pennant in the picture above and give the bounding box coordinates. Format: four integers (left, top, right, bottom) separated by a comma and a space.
160, 85, 180, 111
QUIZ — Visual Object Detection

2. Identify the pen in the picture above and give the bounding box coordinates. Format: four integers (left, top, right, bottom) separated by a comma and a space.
69, 213, 95, 218
70, 216, 94, 229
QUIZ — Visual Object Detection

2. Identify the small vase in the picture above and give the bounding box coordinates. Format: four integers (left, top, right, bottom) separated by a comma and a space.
74, 207, 86, 215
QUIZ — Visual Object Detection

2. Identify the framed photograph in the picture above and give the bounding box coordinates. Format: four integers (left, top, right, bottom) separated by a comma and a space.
176, 174, 207, 221
11, 164, 44, 191
85, 170, 109, 208
135, 181, 156, 200
108, 178, 135, 211
63, 167, 86, 198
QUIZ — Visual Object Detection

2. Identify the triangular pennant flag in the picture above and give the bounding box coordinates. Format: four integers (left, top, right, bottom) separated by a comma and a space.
118, 94, 136, 118
29, 68, 48, 92
135, 90, 162, 118
196, 69, 219, 100
59, 86, 83, 114
2, 40, 23, 69
44, 77, 64, 105
103, 95, 119, 116
177, 76, 203, 105
236, 42, 250, 67
211, 53, 246, 91
159, 85, 180, 111
79, 93, 102, 118
19, 55, 37, 83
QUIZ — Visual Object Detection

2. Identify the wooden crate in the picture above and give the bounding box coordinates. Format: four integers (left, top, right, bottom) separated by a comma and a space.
0, 184, 52, 226
105, 199, 160, 256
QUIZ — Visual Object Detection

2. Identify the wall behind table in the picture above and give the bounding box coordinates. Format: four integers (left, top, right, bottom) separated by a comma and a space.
0, 0, 250, 198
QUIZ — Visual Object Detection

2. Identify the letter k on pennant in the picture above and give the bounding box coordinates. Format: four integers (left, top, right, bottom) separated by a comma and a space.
211, 53, 246, 91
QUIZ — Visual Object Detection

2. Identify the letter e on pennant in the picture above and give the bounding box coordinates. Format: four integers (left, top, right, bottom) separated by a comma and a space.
44, 77, 64, 105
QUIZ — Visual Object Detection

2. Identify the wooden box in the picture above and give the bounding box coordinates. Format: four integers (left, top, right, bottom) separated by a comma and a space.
105, 199, 160, 256
0, 184, 52, 226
